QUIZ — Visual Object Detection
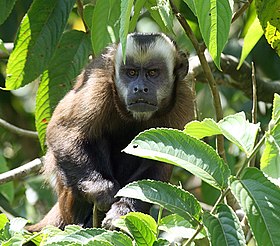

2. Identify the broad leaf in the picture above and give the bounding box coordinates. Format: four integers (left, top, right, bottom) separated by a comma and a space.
120, 0, 134, 62
194, 0, 232, 69
145, 0, 169, 33
218, 112, 260, 156
183, 0, 196, 16
261, 94, 280, 178
256, 0, 280, 56
260, 127, 280, 179
6, 0, 75, 90
46, 228, 132, 246
203, 204, 246, 246
159, 214, 205, 240
116, 180, 202, 223
230, 168, 280, 246
0, 0, 16, 25
271, 93, 280, 123
124, 128, 230, 189
120, 212, 157, 246
91, 0, 120, 56
35, 30, 91, 151
0, 214, 9, 230
156, 0, 173, 33
184, 118, 221, 139
237, 16, 263, 69
129, 0, 146, 32
185, 112, 260, 156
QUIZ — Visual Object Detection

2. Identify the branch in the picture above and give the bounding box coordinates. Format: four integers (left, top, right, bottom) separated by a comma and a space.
0, 118, 38, 139
170, 0, 226, 160
0, 158, 43, 185
189, 53, 280, 103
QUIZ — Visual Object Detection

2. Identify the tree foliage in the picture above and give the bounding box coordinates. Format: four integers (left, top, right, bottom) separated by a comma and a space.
1, 0, 280, 245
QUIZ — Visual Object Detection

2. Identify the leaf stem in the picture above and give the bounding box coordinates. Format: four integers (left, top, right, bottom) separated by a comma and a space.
236, 133, 266, 177
156, 206, 163, 237
169, 0, 226, 161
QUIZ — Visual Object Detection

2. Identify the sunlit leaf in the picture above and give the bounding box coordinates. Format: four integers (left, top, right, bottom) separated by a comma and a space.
117, 180, 202, 223
124, 128, 230, 189
238, 16, 263, 69
6, 0, 75, 89
194, 0, 232, 69
35, 30, 91, 151
256, 0, 280, 56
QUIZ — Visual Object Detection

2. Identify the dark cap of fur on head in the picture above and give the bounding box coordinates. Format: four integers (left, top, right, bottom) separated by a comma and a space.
115, 32, 177, 69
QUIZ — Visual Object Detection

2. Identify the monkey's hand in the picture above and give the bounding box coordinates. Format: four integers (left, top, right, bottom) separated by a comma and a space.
79, 179, 120, 211
102, 199, 134, 230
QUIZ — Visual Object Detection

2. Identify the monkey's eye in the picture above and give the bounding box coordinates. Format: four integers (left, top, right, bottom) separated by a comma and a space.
126, 69, 138, 78
147, 69, 159, 78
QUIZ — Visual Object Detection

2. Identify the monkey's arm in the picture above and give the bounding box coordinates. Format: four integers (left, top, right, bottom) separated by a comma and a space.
46, 78, 119, 211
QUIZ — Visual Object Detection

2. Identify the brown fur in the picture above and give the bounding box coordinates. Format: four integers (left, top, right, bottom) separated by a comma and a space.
27, 35, 194, 232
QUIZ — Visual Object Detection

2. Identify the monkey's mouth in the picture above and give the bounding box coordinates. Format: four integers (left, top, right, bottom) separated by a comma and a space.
127, 99, 158, 112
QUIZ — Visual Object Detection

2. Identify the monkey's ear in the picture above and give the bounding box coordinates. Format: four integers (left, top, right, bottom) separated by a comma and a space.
174, 51, 189, 81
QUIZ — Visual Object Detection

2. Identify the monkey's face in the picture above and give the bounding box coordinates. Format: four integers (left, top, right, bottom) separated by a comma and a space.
115, 33, 177, 121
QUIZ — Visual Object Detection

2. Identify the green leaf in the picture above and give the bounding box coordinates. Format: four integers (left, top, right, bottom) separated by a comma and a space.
120, 0, 134, 62
0, 0, 16, 25
92, 231, 133, 246
260, 124, 280, 179
5, 0, 76, 90
83, 4, 95, 30
230, 168, 280, 246
121, 212, 157, 246
182, 0, 196, 16
218, 112, 260, 156
256, 0, 280, 56
0, 156, 14, 203
153, 239, 170, 246
116, 180, 202, 224
159, 214, 205, 240
260, 94, 280, 178
35, 30, 91, 151
155, 0, 173, 33
237, 16, 263, 69
272, 93, 280, 123
45, 228, 106, 244
185, 112, 260, 156
123, 128, 230, 189
203, 204, 246, 246
145, 0, 168, 33
194, 0, 232, 69
0, 214, 9, 230
129, 0, 146, 32
184, 118, 221, 139
91, 0, 120, 56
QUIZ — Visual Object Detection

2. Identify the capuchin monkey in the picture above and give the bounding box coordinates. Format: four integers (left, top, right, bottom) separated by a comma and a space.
27, 32, 194, 231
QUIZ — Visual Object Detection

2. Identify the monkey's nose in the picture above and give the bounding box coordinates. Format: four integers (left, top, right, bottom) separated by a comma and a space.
133, 86, 149, 93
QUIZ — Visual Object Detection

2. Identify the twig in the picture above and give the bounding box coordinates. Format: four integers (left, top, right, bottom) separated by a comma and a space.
189, 53, 280, 103
251, 62, 257, 124
0, 158, 43, 185
0, 118, 38, 139
170, 0, 226, 161
231, 0, 253, 23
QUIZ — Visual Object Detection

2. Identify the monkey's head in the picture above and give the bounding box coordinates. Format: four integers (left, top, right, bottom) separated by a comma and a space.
115, 33, 189, 121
